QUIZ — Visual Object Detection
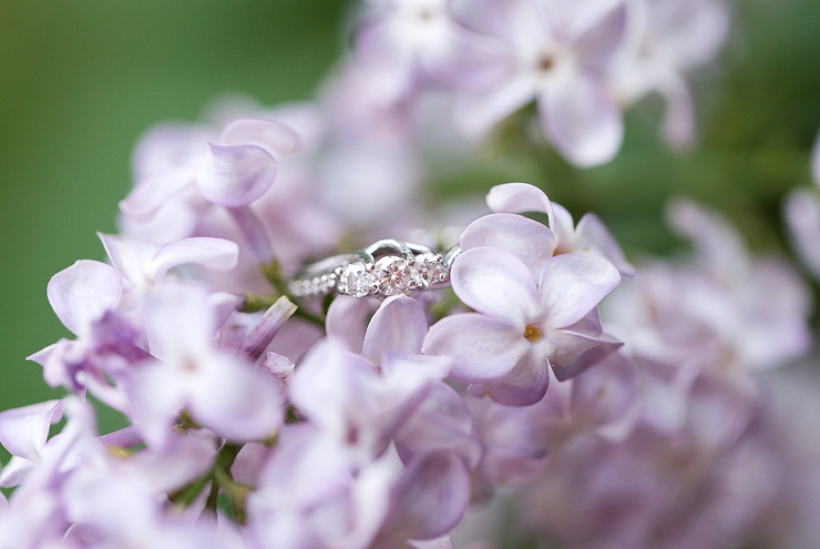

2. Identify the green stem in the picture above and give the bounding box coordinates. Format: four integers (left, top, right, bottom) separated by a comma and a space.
213, 469, 251, 525
261, 260, 290, 297
203, 479, 220, 516
171, 442, 245, 514
260, 259, 326, 329
169, 474, 211, 507
240, 293, 280, 313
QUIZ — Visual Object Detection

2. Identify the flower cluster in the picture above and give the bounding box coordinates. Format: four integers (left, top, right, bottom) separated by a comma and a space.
336, 0, 730, 166
3, 2, 820, 549
0, 156, 638, 547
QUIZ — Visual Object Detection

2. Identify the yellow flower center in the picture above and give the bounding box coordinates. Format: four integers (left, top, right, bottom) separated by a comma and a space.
524, 323, 544, 342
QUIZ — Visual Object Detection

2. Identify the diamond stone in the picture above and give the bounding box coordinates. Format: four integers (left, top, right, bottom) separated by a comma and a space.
409, 253, 445, 289
374, 256, 411, 296
338, 262, 375, 297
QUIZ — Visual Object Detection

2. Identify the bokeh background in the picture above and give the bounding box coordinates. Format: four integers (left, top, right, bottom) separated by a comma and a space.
0, 0, 818, 461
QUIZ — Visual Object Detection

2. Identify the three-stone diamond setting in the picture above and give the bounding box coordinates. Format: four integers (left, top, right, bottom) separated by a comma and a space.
336, 253, 448, 297
289, 241, 454, 299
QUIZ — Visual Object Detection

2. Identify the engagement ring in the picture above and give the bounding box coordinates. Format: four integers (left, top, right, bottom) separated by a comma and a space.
288, 239, 460, 298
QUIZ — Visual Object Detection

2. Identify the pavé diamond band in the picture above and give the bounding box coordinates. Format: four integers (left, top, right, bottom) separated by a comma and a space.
288, 239, 461, 298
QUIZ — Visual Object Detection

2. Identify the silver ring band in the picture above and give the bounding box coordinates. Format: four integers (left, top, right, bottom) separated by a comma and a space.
288, 240, 461, 298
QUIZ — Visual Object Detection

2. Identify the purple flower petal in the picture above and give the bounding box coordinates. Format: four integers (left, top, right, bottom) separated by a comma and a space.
455, 73, 535, 137
423, 313, 527, 382
289, 338, 378, 429
547, 329, 623, 381
395, 383, 483, 470
188, 354, 285, 442
326, 296, 376, 354
461, 214, 556, 279
451, 247, 539, 324
196, 143, 278, 207
573, 3, 626, 71
570, 352, 637, 426
373, 353, 450, 452
126, 364, 188, 447
119, 166, 194, 219
150, 237, 240, 281
486, 182, 554, 221
384, 450, 471, 541
98, 233, 158, 286
468, 349, 550, 406
550, 203, 577, 251
363, 296, 428, 364
143, 284, 220, 363
667, 197, 748, 281
539, 73, 623, 167
575, 213, 636, 276
220, 118, 302, 157
240, 296, 297, 361
0, 457, 33, 488
127, 434, 215, 492
0, 400, 64, 462
539, 253, 621, 328
659, 75, 695, 149
47, 260, 123, 337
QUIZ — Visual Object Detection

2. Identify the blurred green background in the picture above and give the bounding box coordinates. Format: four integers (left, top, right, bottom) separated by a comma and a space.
0, 0, 818, 458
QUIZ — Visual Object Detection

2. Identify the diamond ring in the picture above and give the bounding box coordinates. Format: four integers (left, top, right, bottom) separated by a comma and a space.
288, 239, 461, 298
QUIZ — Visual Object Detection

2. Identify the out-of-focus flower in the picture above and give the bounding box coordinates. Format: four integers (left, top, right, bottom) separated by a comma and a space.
610, 0, 730, 148
784, 130, 820, 281
127, 283, 286, 446
452, 0, 627, 166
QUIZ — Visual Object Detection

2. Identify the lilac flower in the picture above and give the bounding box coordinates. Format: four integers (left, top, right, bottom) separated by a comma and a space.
424, 246, 622, 405
98, 233, 240, 312
27, 260, 145, 406
621, 201, 809, 375
485, 182, 635, 276
248, 425, 402, 549
375, 449, 472, 548
452, 0, 627, 166
289, 335, 447, 466
0, 400, 64, 487
61, 434, 228, 549
609, 0, 730, 148
394, 382, 483, 473
522, 374, 769, 549
121, 118, 301, 217
0, 397, 97, 549
466, 352, 637, 488
603, 199, 811, 437
127, 283, 286, 446
353, 0, 490, 107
